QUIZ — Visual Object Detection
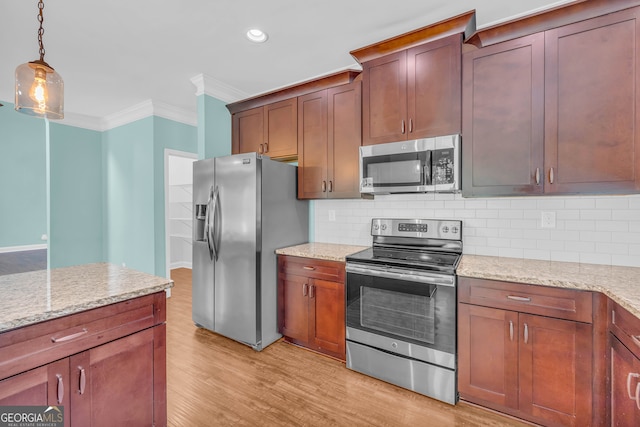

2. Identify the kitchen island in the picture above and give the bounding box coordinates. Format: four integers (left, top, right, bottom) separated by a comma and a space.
0, 263, 172, 427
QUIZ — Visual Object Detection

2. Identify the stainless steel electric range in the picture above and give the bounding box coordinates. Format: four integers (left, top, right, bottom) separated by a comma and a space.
345, 218, 462, 404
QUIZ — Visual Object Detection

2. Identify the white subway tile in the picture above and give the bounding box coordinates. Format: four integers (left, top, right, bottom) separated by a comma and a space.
475, 246, 500, 256
523, 249, 551, 261
595, 243, 628, 255
596, 221, 629, 232
564, 220, 596, 231
557, 210, 580, 220
550, 251, 580, 263
565, 241, 595, 253
596, 197, 629, 210
434, 209, 455, 218
610, 232, 640, 244
510, 199, 538, 210
475, 228, 500, 238
537, 199, 565, 209
487, 200, 511, 209
613, 255, 640, 267
524, 229, 551, 240
464, 236, 489, 246
499, 210, 524, 219
630, 244, 640, 255
537, 240, 565, 251
487, 237, 511, 247
565, 198, 595, 209
511, 239, 538, 249
580, 210, 612, 220
444, 200, 466, 209
462, 218, 487, 228
500, 229, 523, 239
454, 210, 476, 219
612, 210, 640, 221
476, 210, 500, 219
580, 253, 611, 265
629, 197, 640, 209
579, 231, 611, 243
486, 219, 503, 228
499, 248, 524, 258
629, 221, 640, 232
464, 200, 487, 209
550, 230, 580, 241
511, 219, 538, 229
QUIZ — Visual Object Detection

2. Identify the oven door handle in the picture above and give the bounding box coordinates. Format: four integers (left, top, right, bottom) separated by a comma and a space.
346, 264, 454, 286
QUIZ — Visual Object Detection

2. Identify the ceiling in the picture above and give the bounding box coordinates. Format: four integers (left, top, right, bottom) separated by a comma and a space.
0, 0, 574, 123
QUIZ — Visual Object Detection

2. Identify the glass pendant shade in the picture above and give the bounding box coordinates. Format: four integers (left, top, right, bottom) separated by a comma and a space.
15, 60, 64, 119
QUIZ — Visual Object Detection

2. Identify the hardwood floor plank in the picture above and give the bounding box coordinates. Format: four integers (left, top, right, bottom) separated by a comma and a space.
167, 268, 529, 426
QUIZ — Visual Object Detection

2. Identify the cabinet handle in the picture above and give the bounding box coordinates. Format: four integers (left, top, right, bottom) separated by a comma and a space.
632, 335, 640, 348
549, 167, 554, 184
409, 118, 413, 133
401, 119, 406, 134
309, 284, 315, 299
329, 180, 333, 192
636, 382, 640, 410
56, 374, 64, 404
322, 181, 327, 192
79, 367, 86, 395
51, 328, 88, 343
507, 295, 531, 302
302, 283, 308, 297
303, 266, 316, 271
524, 323, 529, 344
509, 321, 514, 341
264, 142, 269, 153
258, 144, 264, 154
535, 168, 540, 185
627, 373, 640, 399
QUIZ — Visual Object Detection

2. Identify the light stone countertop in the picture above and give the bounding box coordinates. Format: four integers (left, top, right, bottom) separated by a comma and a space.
0, 263, 173, 333
276, 243, 369, 263
458, 255, 640, 318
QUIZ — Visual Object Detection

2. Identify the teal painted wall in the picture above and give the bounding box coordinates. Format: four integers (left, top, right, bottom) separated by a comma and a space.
49, 122, 103, 268
0, 102, 47, 248
103, 118, 156, 274
152, 117, 197, 276
197, 94, 231, 159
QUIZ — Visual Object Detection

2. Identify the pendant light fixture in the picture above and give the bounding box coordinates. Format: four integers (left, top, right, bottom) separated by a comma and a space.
15, 0, 64, 119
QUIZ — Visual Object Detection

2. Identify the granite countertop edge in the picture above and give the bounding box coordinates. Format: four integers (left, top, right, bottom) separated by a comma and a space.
458, 255, 640, 319
0, 284, 172, 333
276, 242, 369, 263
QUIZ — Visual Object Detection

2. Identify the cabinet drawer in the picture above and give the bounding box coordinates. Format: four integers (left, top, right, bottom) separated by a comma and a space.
278, 255, 345, 282
458, 277, 592, 323
0, 292, 165, 380
610, 299, 640, 359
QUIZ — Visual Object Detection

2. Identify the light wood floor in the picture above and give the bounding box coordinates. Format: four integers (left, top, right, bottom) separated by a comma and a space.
167, 268, 529, 426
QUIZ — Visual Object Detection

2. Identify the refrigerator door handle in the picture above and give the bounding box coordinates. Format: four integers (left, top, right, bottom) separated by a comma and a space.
204, 186, 214, 260
212, 185, 221, 261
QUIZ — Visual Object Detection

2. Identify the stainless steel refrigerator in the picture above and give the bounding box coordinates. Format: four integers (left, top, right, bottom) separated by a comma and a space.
192, 153, 308, 351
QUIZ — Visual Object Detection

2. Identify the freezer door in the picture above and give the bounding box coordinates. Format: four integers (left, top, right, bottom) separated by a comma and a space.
192, 158, 215, 330
213, 153, 259, 346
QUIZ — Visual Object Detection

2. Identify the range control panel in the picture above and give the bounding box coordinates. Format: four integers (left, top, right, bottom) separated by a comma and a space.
371, 218, 462, 240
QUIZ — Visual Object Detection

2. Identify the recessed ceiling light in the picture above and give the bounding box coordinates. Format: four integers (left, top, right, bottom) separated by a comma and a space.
246, 28, 268, 43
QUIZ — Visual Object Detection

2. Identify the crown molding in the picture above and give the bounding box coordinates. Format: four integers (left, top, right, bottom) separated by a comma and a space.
99, 100, 197, 131
59, 111, 105, 131
190, 73, 250, 103
150, 101, 197, 127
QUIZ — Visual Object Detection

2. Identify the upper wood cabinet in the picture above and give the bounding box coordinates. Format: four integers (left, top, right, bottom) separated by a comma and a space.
232, 98, 298, 160
228, 71, 360, 162
361, 34, 462, 145
463, 5, 640, 197
462, 33, 545, 197
351, 11, 474, 146
297, 80, 361, 199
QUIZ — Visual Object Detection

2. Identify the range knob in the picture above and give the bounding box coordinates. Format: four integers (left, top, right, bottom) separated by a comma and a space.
381, 224, 387, 231
373, 224, 379, 230
451, 226, 459, 234
442, 226, 449, 233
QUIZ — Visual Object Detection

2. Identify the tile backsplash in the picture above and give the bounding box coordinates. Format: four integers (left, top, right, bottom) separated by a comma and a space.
313, 193, 640, 267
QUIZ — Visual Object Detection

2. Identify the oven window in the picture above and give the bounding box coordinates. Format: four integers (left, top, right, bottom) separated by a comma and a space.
360, 286, 436, 344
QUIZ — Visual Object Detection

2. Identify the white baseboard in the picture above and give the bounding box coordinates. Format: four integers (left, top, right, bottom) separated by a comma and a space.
170, 261, 192, 270
0, 244, 47, 254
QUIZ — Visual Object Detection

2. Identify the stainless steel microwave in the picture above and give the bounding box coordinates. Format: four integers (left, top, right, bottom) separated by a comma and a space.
359, 135, 461, 195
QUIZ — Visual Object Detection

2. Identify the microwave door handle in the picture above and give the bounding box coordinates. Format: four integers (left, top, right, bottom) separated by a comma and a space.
425, 151, 432, 186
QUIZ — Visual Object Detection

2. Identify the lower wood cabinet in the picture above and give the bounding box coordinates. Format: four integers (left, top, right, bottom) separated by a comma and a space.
458, 277, 594, 427
0, 292, 167, 427
609, 299, 640, 426
277, 255, 345, 360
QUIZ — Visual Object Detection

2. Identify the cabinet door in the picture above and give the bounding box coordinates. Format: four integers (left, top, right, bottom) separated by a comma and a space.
519, 314, 592, 427
458, 304, 518, 409
328, 81, 362, 199
279, 274, 310, 344
362, 51, 408, 145
264, 98, 298, 159
309, 278, 345, 360
0, 359, 70, 427
70, 328, 160, 427
407, 34, 461, 138
545, 8, 640, 194
297, 90, 328, 199
610, 335, 640, 426
232, 107, 264, 155
462, 33, 545, 197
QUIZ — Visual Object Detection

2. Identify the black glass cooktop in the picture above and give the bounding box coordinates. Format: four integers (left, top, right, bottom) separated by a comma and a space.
346, 246, 460, 274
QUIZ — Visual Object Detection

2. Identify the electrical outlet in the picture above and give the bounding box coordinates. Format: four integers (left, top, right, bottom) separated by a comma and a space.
328, 210, 336, 222
541, 211, 556, 229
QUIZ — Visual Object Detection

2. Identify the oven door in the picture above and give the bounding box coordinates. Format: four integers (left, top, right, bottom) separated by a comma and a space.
345, 262, 456, 368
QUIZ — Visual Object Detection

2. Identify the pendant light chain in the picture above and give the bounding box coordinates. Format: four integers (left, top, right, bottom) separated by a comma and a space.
37, 0, 45, 61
